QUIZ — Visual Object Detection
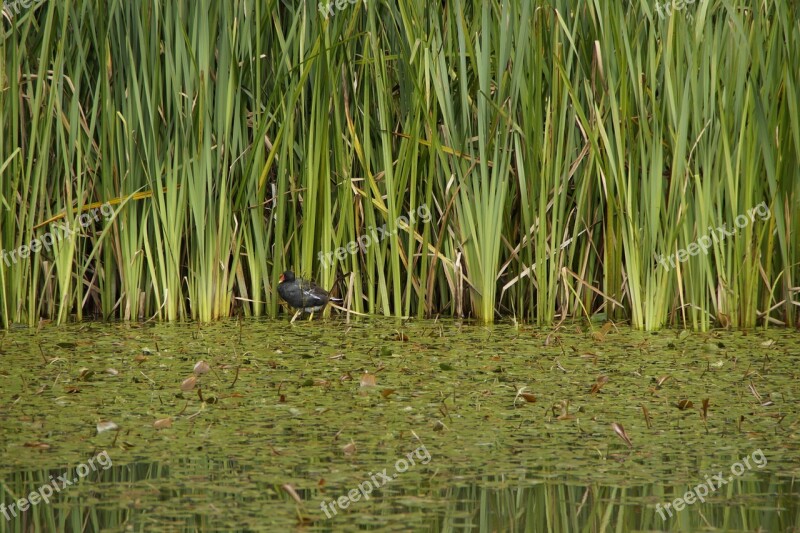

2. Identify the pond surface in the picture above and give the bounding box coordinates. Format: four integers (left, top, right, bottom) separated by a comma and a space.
0, 319, 798, 531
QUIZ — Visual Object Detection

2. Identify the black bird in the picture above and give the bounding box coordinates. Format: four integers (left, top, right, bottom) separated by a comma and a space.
277, 271, 338, 321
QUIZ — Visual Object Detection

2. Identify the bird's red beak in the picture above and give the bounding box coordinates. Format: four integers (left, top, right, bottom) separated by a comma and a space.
279, 274, 285, 283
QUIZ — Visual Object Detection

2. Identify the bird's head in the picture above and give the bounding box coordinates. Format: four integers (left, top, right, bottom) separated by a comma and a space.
279, 270, 295, 283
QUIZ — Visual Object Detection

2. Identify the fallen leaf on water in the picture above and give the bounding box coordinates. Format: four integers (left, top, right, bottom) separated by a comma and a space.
655, 375, 671, 388
701, 399, 710, 420
181, 376, 197, 391
282, 484, 303, 504
154, 418, 173, 430
552, 400, 571, 419
23, 442, 50, 449
590, 375, 609, 394
193, 361, 210, 375
747, 382, 762, 401
513, 387, 536, 405
360, 373, 377, 387
591, 322, 613, 341
342, 441, 357, 456
96, 420, 119, 434
675, 400, 694, 410
611, 422, 633, 448
105, 368, 119, 376
381, 389, 396, 398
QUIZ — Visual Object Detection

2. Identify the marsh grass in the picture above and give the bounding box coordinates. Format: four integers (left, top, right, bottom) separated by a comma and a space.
1, 0, 798, 328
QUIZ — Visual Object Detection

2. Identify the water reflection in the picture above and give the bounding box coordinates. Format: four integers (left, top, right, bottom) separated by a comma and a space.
2, 459, 795, 532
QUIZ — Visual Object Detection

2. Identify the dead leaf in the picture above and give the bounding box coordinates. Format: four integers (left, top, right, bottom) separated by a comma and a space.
193, 361, 211, 375
181, 375, 197, 391
96, 420, 119, 434
520, 393, 537, 403
381, 389, 396, 398
281, 484, 304, 504
590, 375, 609, 394
552, 400, 571, 419
23, 442, 50, 449
701, 399, 710, 420
675, 400, 694, 410
360, 373, 377, 387
655, 375, 671, 388
591, 322, 613, 341
611, 422, 633, 448
747, 381, 762, 401
154, 418, 173, 430
342, 441, 357, 456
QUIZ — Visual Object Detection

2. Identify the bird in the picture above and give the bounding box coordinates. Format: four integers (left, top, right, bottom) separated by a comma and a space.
277, 270, 339, 322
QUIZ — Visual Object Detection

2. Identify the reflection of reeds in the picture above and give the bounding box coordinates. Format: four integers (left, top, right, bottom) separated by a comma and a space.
1, 1, 798, 328
1, 464, 793, 530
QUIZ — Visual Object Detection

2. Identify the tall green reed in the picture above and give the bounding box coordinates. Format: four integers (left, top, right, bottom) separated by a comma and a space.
1, 0, 797, 329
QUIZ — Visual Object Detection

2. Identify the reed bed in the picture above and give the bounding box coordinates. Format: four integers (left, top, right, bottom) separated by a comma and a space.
1, 0, 798, 329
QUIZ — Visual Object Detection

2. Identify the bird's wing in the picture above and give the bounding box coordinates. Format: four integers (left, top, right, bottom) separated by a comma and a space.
298, 280, 326, 303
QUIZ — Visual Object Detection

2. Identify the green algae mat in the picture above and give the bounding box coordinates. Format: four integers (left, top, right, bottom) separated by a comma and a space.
1, 319, 798, 531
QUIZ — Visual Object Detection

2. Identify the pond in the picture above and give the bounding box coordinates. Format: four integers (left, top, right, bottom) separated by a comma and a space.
1, 319, 798, 531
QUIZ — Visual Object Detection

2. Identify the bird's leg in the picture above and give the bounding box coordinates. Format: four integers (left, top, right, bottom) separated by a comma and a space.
290, 310, 301, 323
308, 311, 314, 321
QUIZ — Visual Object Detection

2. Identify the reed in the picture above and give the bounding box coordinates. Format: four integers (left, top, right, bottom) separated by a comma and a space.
1, 0, 797, 329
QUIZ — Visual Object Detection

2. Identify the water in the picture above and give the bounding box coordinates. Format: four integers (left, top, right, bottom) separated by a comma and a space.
1, 319, 798, 531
